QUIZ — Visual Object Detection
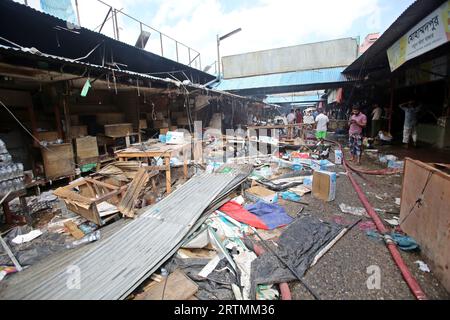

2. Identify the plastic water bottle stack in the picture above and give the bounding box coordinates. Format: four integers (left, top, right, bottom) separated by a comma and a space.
0, 139, 25, 196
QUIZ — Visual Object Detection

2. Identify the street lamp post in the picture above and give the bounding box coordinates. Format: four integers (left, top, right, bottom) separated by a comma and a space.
216, 28, 242, 79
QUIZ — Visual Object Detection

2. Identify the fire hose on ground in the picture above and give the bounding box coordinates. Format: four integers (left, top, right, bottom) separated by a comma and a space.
329, 139, 427, 300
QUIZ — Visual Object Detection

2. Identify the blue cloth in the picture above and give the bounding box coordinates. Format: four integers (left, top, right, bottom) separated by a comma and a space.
244, 201, 293, 230
280, 191, 301, 202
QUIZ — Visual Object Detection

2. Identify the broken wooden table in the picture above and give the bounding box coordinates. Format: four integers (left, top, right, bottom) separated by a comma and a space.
1, 189, 31, 226
115, 142, 190, 194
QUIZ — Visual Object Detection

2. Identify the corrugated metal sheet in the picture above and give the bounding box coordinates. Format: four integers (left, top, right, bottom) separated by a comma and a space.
213, 67, 353, 92
0, 171, 245, 300
264, 94, 325, 104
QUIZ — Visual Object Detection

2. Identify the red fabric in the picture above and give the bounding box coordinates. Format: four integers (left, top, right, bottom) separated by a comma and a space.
219, 201, 269, 230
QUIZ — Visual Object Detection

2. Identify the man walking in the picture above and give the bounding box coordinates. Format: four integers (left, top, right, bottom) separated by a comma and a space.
348, 106, 367, 165
315, 108, 329, 142
399, 101, 421, 147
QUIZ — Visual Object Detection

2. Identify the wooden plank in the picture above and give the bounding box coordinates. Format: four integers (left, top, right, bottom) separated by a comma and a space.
400, 158, 450, 293
165, 156, 171, 194
135, 269, 198, 300
118, 168, 150, 218
104, 123, 133, 137
64, 221, 85, 240
41, 143, 75, 180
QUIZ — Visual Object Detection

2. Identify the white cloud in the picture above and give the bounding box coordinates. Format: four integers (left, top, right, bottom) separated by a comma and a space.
149, 0, 381, 71
18, 0, 382, 72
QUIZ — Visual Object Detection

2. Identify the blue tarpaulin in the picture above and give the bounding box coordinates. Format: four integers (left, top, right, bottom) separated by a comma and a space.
245, 201, 293, 230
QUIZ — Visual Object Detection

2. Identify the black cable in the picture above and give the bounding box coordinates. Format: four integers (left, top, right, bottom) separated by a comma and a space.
400, 171, 433, 225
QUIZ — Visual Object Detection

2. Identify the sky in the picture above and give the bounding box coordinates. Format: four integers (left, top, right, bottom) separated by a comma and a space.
18, 0, 415, 73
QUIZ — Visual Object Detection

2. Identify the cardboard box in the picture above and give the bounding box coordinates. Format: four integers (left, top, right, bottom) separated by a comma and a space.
104, 123, 133, 137
166, 131, 185, 145
312, 170, 336, 202
245, 185, 278, 204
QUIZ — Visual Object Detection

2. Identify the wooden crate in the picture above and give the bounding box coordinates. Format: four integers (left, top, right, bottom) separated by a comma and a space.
104, 123, 133, 137
70, 115, 80, 126
41, 143, 75, 179
74, 136, 99, 163
36, 131, 59, 142
152, 120, 169, 129
139, 119, 148, 129
400, 158, 450, 292
68, 125, 88, 139
96, 112, 125, 125
176, 117, 190, 126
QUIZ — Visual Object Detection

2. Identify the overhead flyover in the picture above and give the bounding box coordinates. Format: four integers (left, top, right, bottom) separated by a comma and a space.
210, 66, 359, 96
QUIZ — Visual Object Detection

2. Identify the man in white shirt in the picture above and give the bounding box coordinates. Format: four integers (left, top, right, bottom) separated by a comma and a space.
286, 109, 296, 138
371, 104, 383, 137
287, 109, 296, 124
315, 108, 329, 141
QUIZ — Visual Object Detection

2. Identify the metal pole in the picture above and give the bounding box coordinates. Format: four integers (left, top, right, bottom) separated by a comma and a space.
160, 33, 164, 56
111, 8, 117, 39
188, 48, 191, 66
114, 9, 120, 40
0, 235, 23, 272
75, 0, 81, 26
216, 34, 220, 78
140, 22, 144, 49
175, 41, 179, 62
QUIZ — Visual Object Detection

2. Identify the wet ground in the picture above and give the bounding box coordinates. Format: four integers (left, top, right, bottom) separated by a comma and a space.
286, 148, 449, 300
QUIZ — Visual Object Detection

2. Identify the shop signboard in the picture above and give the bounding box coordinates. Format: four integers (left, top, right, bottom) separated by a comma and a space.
387, 1, 450, 72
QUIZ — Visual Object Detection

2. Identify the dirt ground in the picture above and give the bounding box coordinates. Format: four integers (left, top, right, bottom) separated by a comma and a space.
285, 147, 450, 300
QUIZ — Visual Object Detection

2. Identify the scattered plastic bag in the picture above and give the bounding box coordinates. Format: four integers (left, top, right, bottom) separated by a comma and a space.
66, 230, 101, 249
415, 260, 430, 273
12, 230, 43, 245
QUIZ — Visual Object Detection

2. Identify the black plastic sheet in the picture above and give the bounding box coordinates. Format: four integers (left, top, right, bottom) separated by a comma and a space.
250, 216, 343, 298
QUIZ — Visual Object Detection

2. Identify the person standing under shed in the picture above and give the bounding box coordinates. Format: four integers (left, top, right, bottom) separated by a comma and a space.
286, 109, 296, 139
315, 108, 329, 142
348, 106, 367, 165
371, 104, 383, 137
399, 101, 421, 147
295, 109, 303, 136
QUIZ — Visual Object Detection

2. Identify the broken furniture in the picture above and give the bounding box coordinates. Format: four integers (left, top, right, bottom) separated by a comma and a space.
115, 142, 190, 194
118, 167, 158, 218
400, 158, 450, 293
53, 177, 128, 226
1, 189, 31, 226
